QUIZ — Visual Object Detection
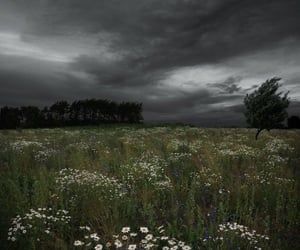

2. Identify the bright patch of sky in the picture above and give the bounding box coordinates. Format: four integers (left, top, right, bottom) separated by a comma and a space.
160, 41, 300, 101
0, 32, 73, 63
0, 31, 119, 64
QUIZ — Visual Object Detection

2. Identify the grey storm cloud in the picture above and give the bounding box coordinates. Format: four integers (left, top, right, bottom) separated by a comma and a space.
208, 76, 242, 94
0, 0, 300, 125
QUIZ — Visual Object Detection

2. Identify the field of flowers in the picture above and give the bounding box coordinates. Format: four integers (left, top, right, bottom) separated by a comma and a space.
0, 126, 299, 249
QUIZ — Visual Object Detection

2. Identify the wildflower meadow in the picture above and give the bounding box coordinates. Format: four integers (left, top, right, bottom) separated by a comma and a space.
0, 126, 299, 249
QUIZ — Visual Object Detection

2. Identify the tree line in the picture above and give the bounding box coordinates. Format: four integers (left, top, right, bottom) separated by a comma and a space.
0, 99, 143, 129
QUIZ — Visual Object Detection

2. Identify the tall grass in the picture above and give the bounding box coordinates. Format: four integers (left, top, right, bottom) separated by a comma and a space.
0, 126, 299, 249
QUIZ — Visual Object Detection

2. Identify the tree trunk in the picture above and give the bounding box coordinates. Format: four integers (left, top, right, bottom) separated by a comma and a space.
255, 129, 263, 140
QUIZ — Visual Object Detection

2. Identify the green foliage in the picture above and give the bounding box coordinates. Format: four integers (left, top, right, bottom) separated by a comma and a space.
244, 77, 289, 139
0, 126, 299, 249
0, 99, 143, 129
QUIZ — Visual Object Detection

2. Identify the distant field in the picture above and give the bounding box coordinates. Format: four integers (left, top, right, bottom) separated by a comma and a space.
0, 126, 299, 249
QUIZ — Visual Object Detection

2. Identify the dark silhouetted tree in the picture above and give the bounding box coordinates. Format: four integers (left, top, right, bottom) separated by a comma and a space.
0, 99, 143, 129
0, 107, 20, 129
20, 106, 42, 128
69, 101, 81, 125
50, 101, 70, 126
106, 100, 118, 122
41, 107, 53, 127
244, 77, 289, 140
288, 115, 300, 129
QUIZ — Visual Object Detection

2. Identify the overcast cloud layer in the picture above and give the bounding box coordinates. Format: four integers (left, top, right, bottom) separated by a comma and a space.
0, 0, 300, 126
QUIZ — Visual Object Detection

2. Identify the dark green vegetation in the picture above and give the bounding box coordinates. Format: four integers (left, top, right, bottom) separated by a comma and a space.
244, 78, 289, 140
0, 99, 143, 129
0, 126, 299, 249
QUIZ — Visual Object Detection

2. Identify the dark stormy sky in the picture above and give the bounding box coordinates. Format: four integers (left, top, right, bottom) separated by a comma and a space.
1, 0, 300, 126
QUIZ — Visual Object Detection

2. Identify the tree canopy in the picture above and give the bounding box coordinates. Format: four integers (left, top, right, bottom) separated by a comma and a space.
244, 77, 289, 139
0, 99, 143, 129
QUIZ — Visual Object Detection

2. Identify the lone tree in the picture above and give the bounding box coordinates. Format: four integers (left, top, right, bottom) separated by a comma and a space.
244, 77, 289, 140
